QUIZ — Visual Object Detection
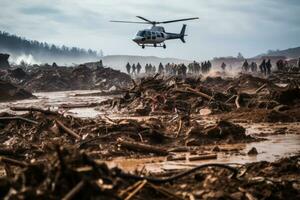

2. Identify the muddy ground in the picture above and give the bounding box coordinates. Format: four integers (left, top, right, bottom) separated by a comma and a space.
0, 61, 131, 93
0, 66, 299, 199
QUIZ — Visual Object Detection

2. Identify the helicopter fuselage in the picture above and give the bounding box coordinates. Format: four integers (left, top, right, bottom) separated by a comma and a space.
132, 25, 185, 49
111, 16, 198, 49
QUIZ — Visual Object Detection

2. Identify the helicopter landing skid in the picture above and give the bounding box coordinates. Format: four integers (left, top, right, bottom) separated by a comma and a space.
139, 43, 166, 49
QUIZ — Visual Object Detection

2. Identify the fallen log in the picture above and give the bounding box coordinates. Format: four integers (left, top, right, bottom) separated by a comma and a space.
0, 116, 38, 124
167, 155, 186, 161
59, 103, 99, 109
10, 106, 58, 115
189, 154, 217, 161
55, 120, 81, 140
118, 139, 169, 155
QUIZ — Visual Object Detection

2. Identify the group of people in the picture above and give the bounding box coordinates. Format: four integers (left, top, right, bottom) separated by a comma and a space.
126, 57, 300, 76
258, 59, 272, 75
242, 59, 272, 75
188, 61, 212, 74
220, 59, 273, 75
126, 62, 142, 74
126, 61, 213, 76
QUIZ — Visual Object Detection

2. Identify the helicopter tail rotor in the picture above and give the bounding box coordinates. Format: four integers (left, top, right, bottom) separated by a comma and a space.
180, 24, 187, 43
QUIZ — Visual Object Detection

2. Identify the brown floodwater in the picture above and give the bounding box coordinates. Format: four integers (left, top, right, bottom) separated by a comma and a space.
1, 90, 299, 173
0, 90, 108, 118
106, 134, 300, 173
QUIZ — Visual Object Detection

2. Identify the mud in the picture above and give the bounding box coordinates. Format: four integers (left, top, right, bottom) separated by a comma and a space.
0, 67, 300, 199
0, 79, 35, 102
0, 62, 131, 92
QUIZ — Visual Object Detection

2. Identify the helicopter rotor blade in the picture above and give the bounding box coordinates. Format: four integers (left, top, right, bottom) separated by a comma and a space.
161, 17, 199, 24
110, 20, 149, 24
136, 16, 154, 24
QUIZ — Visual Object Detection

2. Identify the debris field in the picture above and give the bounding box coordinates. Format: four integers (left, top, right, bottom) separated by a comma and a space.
0, 63, 299, 199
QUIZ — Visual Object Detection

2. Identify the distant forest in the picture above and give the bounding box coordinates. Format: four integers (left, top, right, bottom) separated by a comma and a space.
0, 31, 103, 64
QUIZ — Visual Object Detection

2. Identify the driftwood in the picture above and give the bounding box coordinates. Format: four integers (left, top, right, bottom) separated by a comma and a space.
235, 94, 241, 109
62, 180, 85, 200
189, 154, 217, 161
55, 120, 81, 140
175, 119, 183, 138
225, 95, 237, 103
186, 87, 213, 100
118, 139, 169, 155
0, 156, 28, 167
124, 180, 147, 200
117, 163, 238, 183
10, 106, 58, 115
59, 103, 99, 109
0, 116, 38, 124
147, 182, 185, 200
255, 83, 267, 94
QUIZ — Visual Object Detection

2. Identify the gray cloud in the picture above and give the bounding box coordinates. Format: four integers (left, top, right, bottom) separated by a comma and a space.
0, 0, 299, 60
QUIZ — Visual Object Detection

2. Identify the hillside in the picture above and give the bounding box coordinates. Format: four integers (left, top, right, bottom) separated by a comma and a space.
255, 46, 300, 59
0, 31, 102, 64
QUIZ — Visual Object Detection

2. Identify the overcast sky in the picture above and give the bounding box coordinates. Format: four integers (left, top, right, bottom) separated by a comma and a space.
1, 0, 299, 60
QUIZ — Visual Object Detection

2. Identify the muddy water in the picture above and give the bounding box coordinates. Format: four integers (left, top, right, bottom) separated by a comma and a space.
107, 134, 300, 173
0, 90, 109, 118
107, 121, 300, 173
1, 91, 299, 173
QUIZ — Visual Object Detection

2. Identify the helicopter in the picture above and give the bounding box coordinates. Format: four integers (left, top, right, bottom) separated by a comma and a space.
110, 16, 199, 49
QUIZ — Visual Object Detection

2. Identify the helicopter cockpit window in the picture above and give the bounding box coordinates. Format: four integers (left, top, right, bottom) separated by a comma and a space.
145, 31, 151, 39
156, 32, 161, 37
161, 33, 164, 38
137, 31, 146, 37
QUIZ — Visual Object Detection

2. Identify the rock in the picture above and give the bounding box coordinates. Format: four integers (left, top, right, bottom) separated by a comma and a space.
0, 53, 10, 69
200, 108, 212, 116
0, 79, 35, 102
271, 87, 300, 105
8, 68, 27, 79
248, 147, 258, 155
264, 110, 294, 123
212, 146, 221, 152
205, 120, 246, 140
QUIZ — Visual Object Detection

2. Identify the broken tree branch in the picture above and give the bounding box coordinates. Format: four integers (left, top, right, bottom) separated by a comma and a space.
117, 163, 238, 184
62, 180, 85, 200
255, 83, 267, 94
186, 87, 213, 100
189, 154, 217, 161
124, 180, 147, 200
10, 106, 58, 115
118, 139, 169, 155
55, 120, 81, 140
0, 116, 38, 124
225, 95, 237, 104
0, 156, 28, 167
235, 94, 241, 109
147, 182, 185, 200
175, 119, 183, 138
